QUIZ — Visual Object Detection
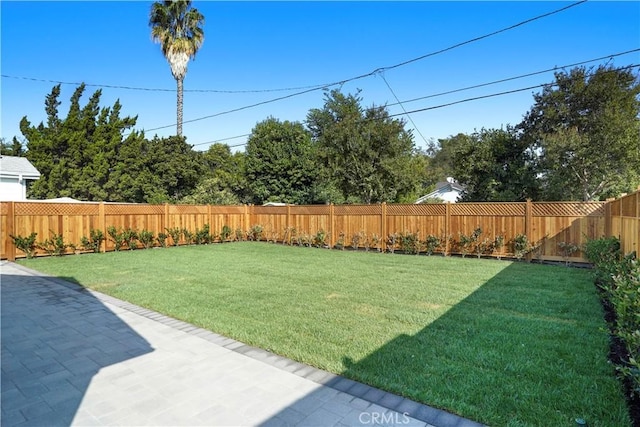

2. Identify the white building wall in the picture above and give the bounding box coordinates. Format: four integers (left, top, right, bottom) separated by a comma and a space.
0, 177, 27, 201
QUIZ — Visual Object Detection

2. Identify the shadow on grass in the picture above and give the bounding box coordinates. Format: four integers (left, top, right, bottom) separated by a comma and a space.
260, 261, 630, 427
0, 268, 153, 426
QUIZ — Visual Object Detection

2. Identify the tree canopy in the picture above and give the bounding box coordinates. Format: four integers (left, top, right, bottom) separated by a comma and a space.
245, 117, 319, 205
445, 127, 539, 202
306, 90, 421, 203
519, 65, 640, 200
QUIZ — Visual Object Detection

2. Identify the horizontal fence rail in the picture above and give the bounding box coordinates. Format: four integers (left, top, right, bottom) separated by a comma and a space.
1, 189, 638, 262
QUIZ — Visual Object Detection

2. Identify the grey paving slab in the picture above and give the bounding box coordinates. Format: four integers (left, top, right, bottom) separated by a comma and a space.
1, 261, 484, 427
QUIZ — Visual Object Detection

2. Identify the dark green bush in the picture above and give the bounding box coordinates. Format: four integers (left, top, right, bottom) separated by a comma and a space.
422, 234, 441, 256
122, 228, 138, 250
194, 224, 211, 245
138, 230, 155, 249
107, 226, 125, 251
10, 232, 38, 258
585, 236, 639, 399
166, 227, 181, 246
80, 229, 105, 253
219, 225, 232, 242
398, 231, 420, 255
38, 231, 70, 256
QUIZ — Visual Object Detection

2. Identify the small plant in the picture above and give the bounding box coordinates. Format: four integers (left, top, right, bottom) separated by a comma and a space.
313, 229, 327, 248
122, 228, 138, 250
247, 224, 264, 241
351, 231, 363, 250
458, 228, 480, 258
335, 231, 345, 250
475, 238, 492, 259
10, 232, 38, 258
234, 227, 245, 242
166, 227, 182, 246
107, 226, 126, 251
370, 233, 381, 252
195, 224, 211, 245
182, 228, 194, 245
138, 229, 155, 249
80, 229, 105, 253
423, 234, 441, 256
386, 233, 399, 254
398, 231, 420, 255
283, 226, 296, 245
218, 225, 232, 242
558, 241, 579, 266
156, 232, 168, 248
38, 231, 70, 256
493, 234, 505, 260
512, 233, 530, 261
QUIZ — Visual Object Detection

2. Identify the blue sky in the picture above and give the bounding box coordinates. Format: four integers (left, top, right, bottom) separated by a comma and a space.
2, 1, 639, 153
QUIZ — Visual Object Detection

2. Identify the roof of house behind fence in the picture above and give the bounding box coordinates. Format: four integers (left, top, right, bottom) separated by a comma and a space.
0, 155, 41, 178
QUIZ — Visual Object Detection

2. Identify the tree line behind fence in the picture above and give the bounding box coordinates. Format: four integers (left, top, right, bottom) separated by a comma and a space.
1, 189, 638, 262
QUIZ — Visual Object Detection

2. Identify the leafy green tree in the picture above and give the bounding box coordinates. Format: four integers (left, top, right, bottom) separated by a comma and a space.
519, 65, 640, 200
20, 84, 143, 201
199, 143, 248, 202
0, 137, 25, 156
245, 117, 318, 205
145, 135, 205, 202
149, 0, 205, 137
306, 90, 419, 203
447, 128, 540, 202
181, 176, 240, 205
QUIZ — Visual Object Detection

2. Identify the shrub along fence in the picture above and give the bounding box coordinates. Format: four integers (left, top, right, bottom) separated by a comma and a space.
1, 188, 638, 262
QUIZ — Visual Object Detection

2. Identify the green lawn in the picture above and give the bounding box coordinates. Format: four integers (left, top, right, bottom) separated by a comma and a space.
19, 243, 630, 426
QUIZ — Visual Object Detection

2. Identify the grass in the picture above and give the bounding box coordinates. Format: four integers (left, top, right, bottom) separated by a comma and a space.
19, 242, 630, 426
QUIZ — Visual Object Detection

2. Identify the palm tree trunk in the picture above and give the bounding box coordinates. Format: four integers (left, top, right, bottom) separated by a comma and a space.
176, 77, 184, 136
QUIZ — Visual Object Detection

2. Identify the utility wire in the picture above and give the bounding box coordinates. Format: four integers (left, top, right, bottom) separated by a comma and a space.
1, 1, 587, 96
385, 64, 640, 119
378, 72, 430, 146
0, 74, 332, 94
386, 48, 640, 107
191, 63, 640, 150
191, 133, 251, 148
6, 0, 590, 135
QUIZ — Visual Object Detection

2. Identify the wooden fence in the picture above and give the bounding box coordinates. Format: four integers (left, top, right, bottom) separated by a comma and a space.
1, 188, 638, 263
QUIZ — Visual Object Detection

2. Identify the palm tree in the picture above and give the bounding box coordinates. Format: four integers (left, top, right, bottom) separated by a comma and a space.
149, 0, 204, 137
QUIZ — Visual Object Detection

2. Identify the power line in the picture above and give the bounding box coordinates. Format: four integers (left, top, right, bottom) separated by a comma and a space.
193, 63, 640, 150
386, 48, 640, 107
378, 72, 430, 146
385, 63, 640, 119
0, 1, 587, 96
5, 0, 589, 138
191, 133, 251, 148
136, 1, 589, 133
0, 74, 333, 94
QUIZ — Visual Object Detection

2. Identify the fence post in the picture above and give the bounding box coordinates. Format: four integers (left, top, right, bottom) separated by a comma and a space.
525, 199, 533, 262
99, 202, 106, 253
604, 198, 614, 238
164, 203, 169, 234
444, 202, 450, 256
7, 201, 16, 261
329, 203, 334, 248
381, 202, 387, 252
244, 204, 250, 231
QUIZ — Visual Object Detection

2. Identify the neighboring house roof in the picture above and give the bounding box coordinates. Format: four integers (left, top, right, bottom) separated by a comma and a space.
0, 156, 41, 179
415, 177, 465, 204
